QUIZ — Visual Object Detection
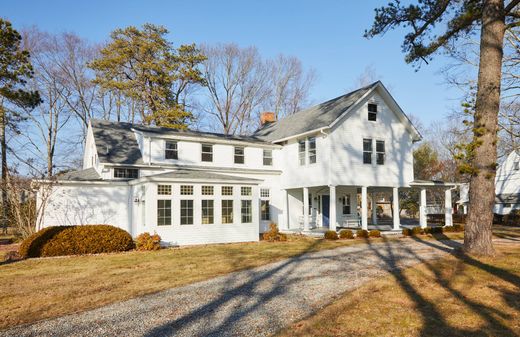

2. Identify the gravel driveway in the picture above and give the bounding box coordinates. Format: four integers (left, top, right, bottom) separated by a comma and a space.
1, 238, 460, 337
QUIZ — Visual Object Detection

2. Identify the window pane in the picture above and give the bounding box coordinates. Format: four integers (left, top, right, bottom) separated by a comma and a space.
376, 140, 385, 153
201, 200, 214, 224
308, 137, 316, 164
202, 144, 213, 162
377, 153, 385, 165
222, 200, 233, 224
368, 103, 378, 112
363, 139, 373, 164
180, 200, 193, 225
298, 140, 306, 165
241, 186, 252, 196
261, 200, 270, 221
180, 185, 193, 195
222, 186, 233, 196
202, 185, 214, 195
234, 147, 245, 164
363, 139, 372, 151
376, 140, 385, 165
157, 200, 171, 226
363, 152, 372, 164
368, 112, 377, 121
263, 149, 273, 166
114, 168, 139, 179
157, 185, 172, 195
241, 200, 252, 223
260, 188, 270, 198
165, 141, 178, 160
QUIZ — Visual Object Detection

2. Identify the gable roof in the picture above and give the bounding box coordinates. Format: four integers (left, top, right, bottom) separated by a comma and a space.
56, 167, 102, 181
253, 81, 422, 142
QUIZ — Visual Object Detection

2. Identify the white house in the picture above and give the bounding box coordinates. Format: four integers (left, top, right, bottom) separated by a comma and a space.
459, 150, 520, 215
37, 81, 455, 245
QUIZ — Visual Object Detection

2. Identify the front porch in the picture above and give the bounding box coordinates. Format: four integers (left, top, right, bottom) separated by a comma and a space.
280, 181, 457, 235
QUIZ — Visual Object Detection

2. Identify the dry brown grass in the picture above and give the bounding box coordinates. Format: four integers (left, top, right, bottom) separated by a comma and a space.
0, 234, 384, 329
277, 241, 520, 337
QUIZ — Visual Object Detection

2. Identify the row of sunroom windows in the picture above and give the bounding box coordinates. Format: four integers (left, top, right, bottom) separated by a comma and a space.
157, 185, 271, 226
165, 141, 274, 166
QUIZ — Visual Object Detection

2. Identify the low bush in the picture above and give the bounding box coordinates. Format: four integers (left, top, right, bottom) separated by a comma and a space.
402, 228, 412, 236
262, 223, 287, 242
324, 230, 339, 240
19, 225, 135, 258
453, 224, 464, 232
368, 229, 381, 238
339, 229, 354, 239
356, 229, 369, 239
411, 226, 424, 236
136, 232, 162, 251
429, 226, 444, 234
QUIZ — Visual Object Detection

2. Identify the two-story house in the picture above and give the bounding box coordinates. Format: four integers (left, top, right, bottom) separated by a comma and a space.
37, 81, 449, 246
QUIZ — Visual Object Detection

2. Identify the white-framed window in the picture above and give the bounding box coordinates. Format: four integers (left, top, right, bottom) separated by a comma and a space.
261, 200, 270, 221
157, 184, 172, 195
222, 200, 233, 224
263, 149, 273, 166
157, 200, 171, 226
241, 200, 252, 223
201, 144, 213, 162
260, 188, 270, 198
202, 185, 214, 195
234, 147, 245, 164
298, 140, 306, 165
368, 103, 377, 121
114, 167, 139, 179
376, 140, 385, 165
201, 200, 214, 224
165, 141, 178, 160
514, 161, 519, 170
222, 186, 233, 196
180, 200, 193, 225
363, 138, 373, 164
342, 195, 351, 215
180, 185, 193, 195
241, 186, 252, 196
308, 137, 316, 164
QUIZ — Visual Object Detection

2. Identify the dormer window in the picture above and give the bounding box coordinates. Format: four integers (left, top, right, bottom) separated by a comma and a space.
201, 144, 213, 162
515, 161, 519, 170
368, 103, 377, 121
234, 147, 245, 164
165, 141, 178, 160
114, 167, 139, 179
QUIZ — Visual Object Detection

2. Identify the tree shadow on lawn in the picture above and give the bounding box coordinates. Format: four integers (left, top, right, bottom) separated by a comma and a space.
363, 235, 520, 337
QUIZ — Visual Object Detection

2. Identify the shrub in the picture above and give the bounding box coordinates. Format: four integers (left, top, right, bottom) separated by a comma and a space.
402, 228, 412, 236
429, 226, 444, 234
369, 229, 381, 238
339, 229, 354, 239
136, 232, 162, 251
453, 224, 465, 232
411, 226, 424, 235
324, 230, 338, 240
356, 229, 369, 239
262, 223, 287, 242
19, 225, 135, 258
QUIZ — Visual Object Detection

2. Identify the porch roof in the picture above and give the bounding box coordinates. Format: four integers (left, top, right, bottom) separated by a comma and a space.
134, 169, 263, 184
409, 179, 458, 188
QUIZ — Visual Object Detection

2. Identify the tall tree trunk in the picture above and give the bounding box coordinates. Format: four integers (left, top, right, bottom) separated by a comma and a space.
465, 0, 506, 256
0, 106, 7, 234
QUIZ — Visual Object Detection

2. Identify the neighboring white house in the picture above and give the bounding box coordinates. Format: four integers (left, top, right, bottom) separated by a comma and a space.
37, 81, 455, 245
459, 150, 520, 215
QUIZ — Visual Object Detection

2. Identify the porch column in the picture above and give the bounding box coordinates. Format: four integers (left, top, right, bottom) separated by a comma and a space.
445, 188, 453, 227
361, 186, 368, 230
371, 193, 378, 224
283, 189, 289, 229
419, 188, 427, 228
392, 187, 400, 230
329, 185, 337, 231
303, 187, 309, 231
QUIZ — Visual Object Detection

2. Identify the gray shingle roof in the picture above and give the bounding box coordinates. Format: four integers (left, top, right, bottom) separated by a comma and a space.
91, 119, 271, 165
148, 169, 262, 182
496, 194, 520, 204
57, 167, 102, 181
253, 82, 379, 141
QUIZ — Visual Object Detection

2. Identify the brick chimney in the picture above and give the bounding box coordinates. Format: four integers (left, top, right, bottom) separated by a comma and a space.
260, 112, 276, 125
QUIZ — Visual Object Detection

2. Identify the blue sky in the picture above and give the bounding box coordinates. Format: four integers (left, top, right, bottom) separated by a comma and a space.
1, 0, 468, 126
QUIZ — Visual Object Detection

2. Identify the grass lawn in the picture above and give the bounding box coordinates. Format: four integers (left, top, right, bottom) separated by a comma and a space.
277, 236, 520, 336
0, 226, 511, 331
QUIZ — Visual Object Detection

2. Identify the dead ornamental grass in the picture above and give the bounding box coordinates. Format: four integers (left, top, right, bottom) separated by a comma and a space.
277, 243, 520, 337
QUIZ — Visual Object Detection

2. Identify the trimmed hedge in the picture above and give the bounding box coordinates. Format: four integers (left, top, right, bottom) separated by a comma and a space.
324, 230, 339, 240
339, 229, 354, 239
356, 229, 369, 239
136, 232, 162, 251
19, 225, 135, 258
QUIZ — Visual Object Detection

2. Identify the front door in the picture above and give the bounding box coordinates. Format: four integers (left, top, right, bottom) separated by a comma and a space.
322, 195, 330, 227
